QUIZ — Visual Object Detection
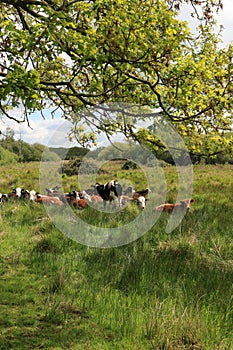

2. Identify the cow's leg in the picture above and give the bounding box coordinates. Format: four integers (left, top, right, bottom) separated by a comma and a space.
118, 195, 122, 207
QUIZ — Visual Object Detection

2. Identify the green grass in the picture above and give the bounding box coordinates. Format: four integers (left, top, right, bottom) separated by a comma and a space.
0, 163, 232, 349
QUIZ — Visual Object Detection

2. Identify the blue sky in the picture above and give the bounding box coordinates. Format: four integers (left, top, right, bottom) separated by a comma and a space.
0, 0, 232, 148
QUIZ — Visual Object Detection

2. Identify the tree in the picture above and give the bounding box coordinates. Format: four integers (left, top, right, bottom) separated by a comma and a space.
1, 126, 15, 142
0, 146, 18, 165
0, 0, 232, 158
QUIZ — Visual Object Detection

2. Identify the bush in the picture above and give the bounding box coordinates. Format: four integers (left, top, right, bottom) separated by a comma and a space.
122, 160, 139, 170
60, 158, 99, 176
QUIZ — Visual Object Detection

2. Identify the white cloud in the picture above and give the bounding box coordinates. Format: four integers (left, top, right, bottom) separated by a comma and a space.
179, 0, 233, 46
215, 0, 233, 45
21, 118, 73, 147
0, 113, 123, 149
0, 114, 76, 147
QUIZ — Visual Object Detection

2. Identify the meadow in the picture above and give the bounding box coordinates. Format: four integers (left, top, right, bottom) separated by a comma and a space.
0, 162, 232, 349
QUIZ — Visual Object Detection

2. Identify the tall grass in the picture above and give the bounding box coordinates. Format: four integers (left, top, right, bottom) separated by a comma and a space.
0, 163, 232, 349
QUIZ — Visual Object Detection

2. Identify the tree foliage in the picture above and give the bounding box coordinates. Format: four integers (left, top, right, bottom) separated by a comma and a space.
0, 145, 18, 165
0, 0, 232, 158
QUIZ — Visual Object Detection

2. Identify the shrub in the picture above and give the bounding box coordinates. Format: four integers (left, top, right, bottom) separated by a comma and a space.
60, 158, 99, 176
122, 160, 139, 170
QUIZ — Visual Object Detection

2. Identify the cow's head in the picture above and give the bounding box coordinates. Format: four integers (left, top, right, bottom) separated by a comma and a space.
15, 187, 22, 197
180, 199, 194, 210
29, 190, 37, 201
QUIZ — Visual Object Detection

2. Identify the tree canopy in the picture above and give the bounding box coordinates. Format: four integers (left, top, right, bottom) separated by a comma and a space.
0, 0, 232, 158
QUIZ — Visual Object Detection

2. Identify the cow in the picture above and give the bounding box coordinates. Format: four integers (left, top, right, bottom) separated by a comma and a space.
121, 194, 147, 209
0, 193, 8, 204
8, 187, 30, 200
95, 180, 122, 209
46, 186, 60, 195
29, 190, 37, 201
72, 198, 89, 209
124, 186, 151, 198
45, 188, 79, 204
80, 190, 92, 203
120, 195, 131, 206
29, 190, 64, 206
134, 195, 146, 209
90, 195, 103, 203
124, 185, 134, 196
133, 188, 151, 198
154, 199, 194, 213
123, 186, 151, 208
64, 190, 80, 203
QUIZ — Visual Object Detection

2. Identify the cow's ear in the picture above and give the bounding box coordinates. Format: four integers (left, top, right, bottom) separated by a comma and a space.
190, 199, 194, 203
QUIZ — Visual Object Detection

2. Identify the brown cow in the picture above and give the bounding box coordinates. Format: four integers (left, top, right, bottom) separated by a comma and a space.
154, 199, 194, 213
90, 195, 103, 203
30, 191, 64, 206
72, 198, 88, 209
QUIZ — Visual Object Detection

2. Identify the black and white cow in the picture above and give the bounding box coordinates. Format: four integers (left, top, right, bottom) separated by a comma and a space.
95, 180, 122, 209
0, 193, 8, 204
8, 187, 30, 200
124, 186, 151, 197
123, 185, 151, 208
63, 190, 80, 204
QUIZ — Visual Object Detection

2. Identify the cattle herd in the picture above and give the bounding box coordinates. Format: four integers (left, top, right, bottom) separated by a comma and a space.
0, 179, 194, 213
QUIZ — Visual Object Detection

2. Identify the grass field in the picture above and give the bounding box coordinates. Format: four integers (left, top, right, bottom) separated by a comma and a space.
0, 162, 232, 349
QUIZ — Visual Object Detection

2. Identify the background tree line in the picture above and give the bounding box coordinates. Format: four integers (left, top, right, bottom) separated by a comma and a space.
0, 127, 90, 164
0, 127, 232, 166
87, 142, 233, 165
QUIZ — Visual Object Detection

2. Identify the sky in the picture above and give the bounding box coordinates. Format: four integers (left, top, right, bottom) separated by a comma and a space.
179, 0, 233, 45
0, 0, 232, 148
213, 0, 233, 45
